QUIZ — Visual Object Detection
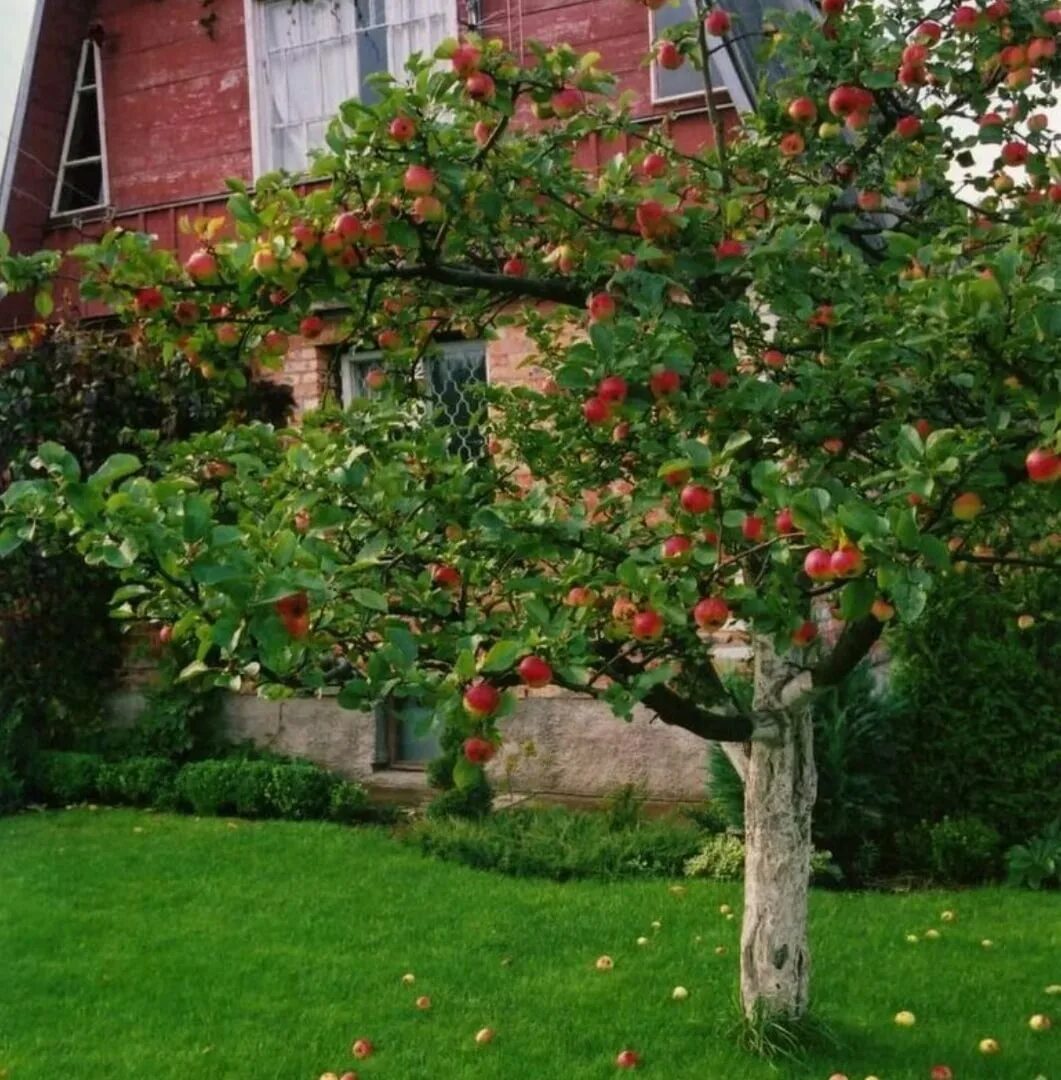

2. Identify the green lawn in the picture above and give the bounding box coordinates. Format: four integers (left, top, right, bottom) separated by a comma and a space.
0, 811, 1057, 1079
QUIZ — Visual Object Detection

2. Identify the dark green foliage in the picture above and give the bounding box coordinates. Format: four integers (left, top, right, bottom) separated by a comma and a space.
425, 721, 493, 819
1006, 820, 1061, 890
231, 760, 275, 818
888, 572, 1061, 845
27, 750, 104, 804
898, 816, 1003, 885
263, 760, 335, 820
602, 783, 647, 832
412, 807, 703, 881
708, 746, 747, 833
111, 685, 226, 762
0, 764, 24, 813
173, 759, 237, 816
0, 328, 293, 772
97, 757, 177, 809
328, 780, 371, 823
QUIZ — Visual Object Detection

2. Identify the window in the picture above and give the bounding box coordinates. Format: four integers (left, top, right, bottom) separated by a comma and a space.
52, 39, 108, 216
649, 0, 817, 111
374, 699, 441, 768
248, 0, 456, 175
341, 339, 488, 461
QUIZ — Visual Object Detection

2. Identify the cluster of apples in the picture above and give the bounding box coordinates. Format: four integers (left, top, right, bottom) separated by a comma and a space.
459, 655, 552, 763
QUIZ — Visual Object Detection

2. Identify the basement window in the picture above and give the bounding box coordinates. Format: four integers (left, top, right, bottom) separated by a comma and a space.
52, 39, 109, 216
250, 0, 456, 176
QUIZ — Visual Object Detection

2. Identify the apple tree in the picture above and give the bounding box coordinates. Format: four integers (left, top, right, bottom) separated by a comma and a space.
2, 0, 1060, 1025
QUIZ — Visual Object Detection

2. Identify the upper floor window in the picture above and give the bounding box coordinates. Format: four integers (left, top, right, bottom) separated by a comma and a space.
52, 39, 108, 216
248, 0, 456, 176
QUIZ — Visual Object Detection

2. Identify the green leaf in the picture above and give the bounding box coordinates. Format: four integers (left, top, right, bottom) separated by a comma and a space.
839, 578, 875, 621
452, 756, 481, 791
523, 597, 552, 629
32, 442, 80, 482
720, 431, 752, 458
454, 648, 477, 681
64, 482, 104, 521
351, 588, 388, 613
337, 678, 371, 709
182, 495, 212, 543
34, 288, 54, 318
838, 501, 884, 537
384, 625, 419, 665
177, 660, 210, 682
90, 454, 142, 489
919, 534, 951, 570
481, 640, 521, 673
0, 529, 23, 558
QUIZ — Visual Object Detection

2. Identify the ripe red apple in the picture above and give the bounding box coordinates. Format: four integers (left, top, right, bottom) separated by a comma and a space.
822, 0, 845, 12
661, 463, 690, 488
791, 620, 818, 647
952, 4, 979, 30
157, 624, 173, 645
705, 7, 731, 35
787, 97, 817, 124
693, 596, 730, 629
451, 42, 481, 76
583, 396, 612, 425
679, 484, 714, 514
641, 152, 668, 178
291, 222, 319, 251
804, 548, 834, 580
463, 735, 496, 764
377, 329, 401, 351
473, 119, 492, 145
350, 1039, 374, 1060
403, 165, 435, 195
432, 564, 461, 590
649, 368, 681, 398
930, 1065, 954, 1079
631, 609, 664, 641
952, 491, 983, 520
465, 71, 496, 101
412, 195, 445, 224
588, 292, 617, 323
300, 315, 324, 339
597, 375, 628, 403
517, 655, 552, 688
871, 597, 895, 621
321, 231, 344, 256
707, 369, 730, 389
715, 238, 744, 260
185, 248, 217, 281
566, 586, 596, 607
829, 544, 864, 577
262, 329, 289, 355
363, 367, 387, 392
389, 115, 416, 142
661, 535, 692, 562
615, 1049, 640, 1069
1028, 37, 1057, 64
741, 515, 765, 541
463, 682, 501, 719
173, 300, 199, 326
362, 221, 386, 246
914, 19, 942, 42
1026, 447, 1059, 483
134, 286, 165, 314
656, 40, 683, 70
895, 115, 922, 139
857, 190, 883, 211
762, 348, 786, 370
779, 132, 805, 157
635, 199, 669, 237
1001, 141, 1030, 167
551, 87, 586, 117
822, 436, 844, 454
775, 508, 796, 535
502, 257, 526, 277
252, 247, 278, 275
902, 43, 929, 66
339, 1072, 358, 1080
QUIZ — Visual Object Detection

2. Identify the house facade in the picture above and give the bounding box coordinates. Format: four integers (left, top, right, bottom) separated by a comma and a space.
1, 0, 795, 803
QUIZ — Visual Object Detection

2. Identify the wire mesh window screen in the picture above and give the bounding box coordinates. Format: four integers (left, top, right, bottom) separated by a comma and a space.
341, 340, 488, 461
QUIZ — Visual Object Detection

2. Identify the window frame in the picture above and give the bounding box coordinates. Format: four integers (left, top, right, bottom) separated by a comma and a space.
647, 2, 750, 110
244, 0, 457, 179
50, 38, 110, 219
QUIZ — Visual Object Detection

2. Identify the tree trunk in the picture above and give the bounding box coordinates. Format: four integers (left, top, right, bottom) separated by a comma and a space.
739, 634, 817, 1021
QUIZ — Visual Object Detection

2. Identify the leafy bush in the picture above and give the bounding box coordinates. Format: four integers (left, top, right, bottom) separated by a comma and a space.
0, 764, 24, 813
26, 750, 104, 804
232, 760, 275, 818
117, 684, 225, 762
97, 756, 177, 808
175, 759, 238, 816
413, 807, 702, 881
683, 833, 746, 881
263, 760, 335, 820
684, 834, 837, 884
329, 780, 370, 823
899, 816, 1003, 885
603, 784, 647, 831
888, 572, 1061, 845
1006, 821, 1061, 890
424, 720, 494, 820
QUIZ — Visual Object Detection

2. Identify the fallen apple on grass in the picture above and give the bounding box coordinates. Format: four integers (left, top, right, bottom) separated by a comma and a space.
895, 1010, 917, 1027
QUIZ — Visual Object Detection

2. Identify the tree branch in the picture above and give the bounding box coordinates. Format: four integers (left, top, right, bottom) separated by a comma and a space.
351, 263, 586, 308
810, 615, 883, 689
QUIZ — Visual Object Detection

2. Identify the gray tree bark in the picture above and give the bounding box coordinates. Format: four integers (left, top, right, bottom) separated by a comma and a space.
738, 634, 817, 1021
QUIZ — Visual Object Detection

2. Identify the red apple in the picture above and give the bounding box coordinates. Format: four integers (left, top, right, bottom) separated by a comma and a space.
631, 609, 664, 641
252, 247, 278, 275
551, 87, 586, 117
215, 321, 239, 346
1028, 37, 1057, 65
300, 315, 324, 339
930, 1067, 953, 1080
741, 515, 765, 541
432, 564, 461, 590
157, 625, 173, 645
389, 115, 416, 142
350, 1039, 373, 1060
822, 436, 844, 454
708, 369, 730, 389
465, 71, 496, 101
656, 41, 683, 70
763, 348, 786, 369
791, 620, 818, 647
775, 508, 797, 534
641, 152, 668, 178
262, 329, 288, 355
779, 132, 806, 157
857, 190, 883, 211
463, 735, 496, 764
451, 42, 482, 76
134, 286, 165, 314
517, 655, 552, 688
583, 396, 612, 425
914, 19, 942, 42
693, 596, 730, 629
377, 329, 402, 351
822, 0, 845, 13
649, 368, 681, 397
1001, 141, 1030, 167
661, 464, 691, 488
895, 115, 922, 139
1026, 447, 1059, 483
787, 97, 817, 124
473, 119, 493, 144
804, 548, 834, 580
502, 257, 526, 277
364, 367, 387, 391
829, 544, 864, 577
566, 586, 596, 607
615, 1049, 641, 1069
715, 238, 744, 259
952, 4, 979, 30
185, 248, 217, 281
412, 195, 444, 224
705, 8, 731, 35
635, 199, 669, 238
871, 597, 895, 621
588, 293, 617, 323
597, 375, 628, 403
463, 683, 501, 719
952, 492, 983, 520
403, 165, 435, 195
321, 231, 344, 256
680, 484, 715, 514
661, 535, 692, 562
